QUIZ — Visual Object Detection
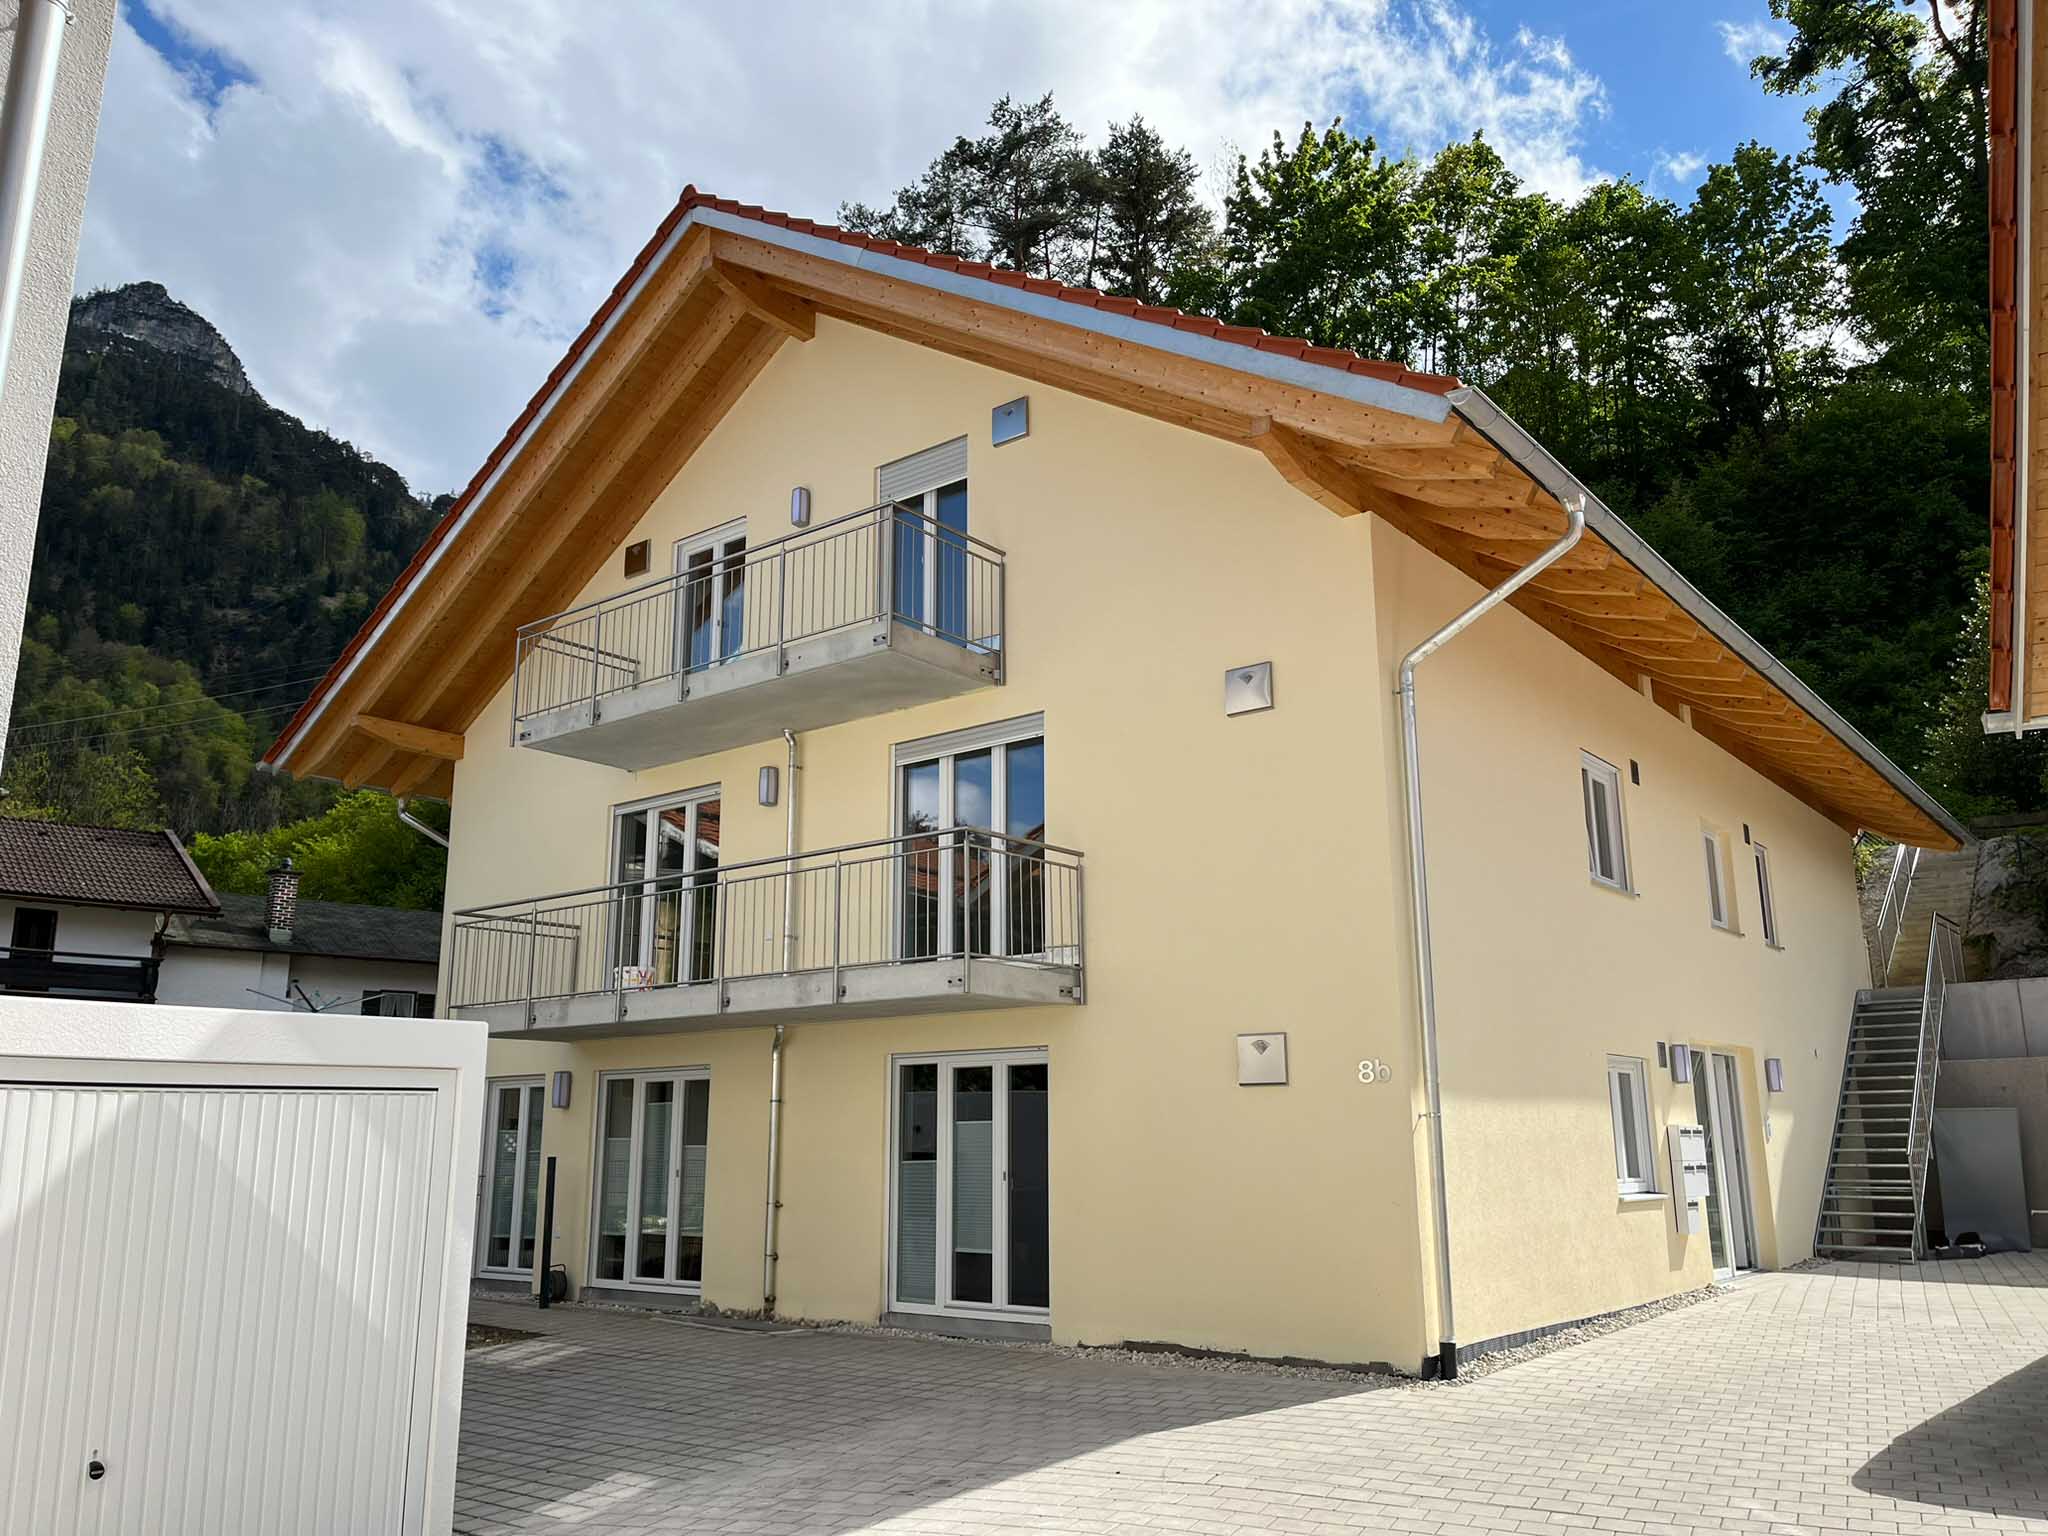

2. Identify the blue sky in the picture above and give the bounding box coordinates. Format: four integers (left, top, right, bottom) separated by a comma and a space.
78, 0, 1828, 493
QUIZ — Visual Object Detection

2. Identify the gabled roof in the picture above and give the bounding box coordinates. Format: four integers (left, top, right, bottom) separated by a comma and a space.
266, 187, 1966, 851
0, 818, 219, 914
163, 891, 441, 964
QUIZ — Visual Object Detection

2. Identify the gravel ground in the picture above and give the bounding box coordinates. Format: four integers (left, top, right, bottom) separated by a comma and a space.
779, 1282, 1727, 1386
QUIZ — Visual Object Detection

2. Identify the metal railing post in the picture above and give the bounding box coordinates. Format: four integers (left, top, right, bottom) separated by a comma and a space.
589, 609, 604, 719
831, 857, 843, 999
776, 545, 788, 675
877, 505, 895, 625
525, 901, 540, 1027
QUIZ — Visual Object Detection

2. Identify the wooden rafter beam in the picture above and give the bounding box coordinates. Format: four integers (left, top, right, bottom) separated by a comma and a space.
1250, 423, 1366, 516
388, 752, 444, 799
353, 714, 464, 760
710, 260, 815, 342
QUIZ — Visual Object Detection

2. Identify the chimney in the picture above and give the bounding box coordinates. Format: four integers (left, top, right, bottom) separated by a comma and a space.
266, 858, 300, 943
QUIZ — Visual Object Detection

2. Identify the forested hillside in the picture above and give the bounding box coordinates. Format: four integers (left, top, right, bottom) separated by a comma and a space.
3, 0, 2035, 908
5, 284, 443, 839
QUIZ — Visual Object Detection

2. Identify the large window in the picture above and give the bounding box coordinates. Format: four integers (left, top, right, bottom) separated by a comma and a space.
1580, 753, 1629, 890
478, 1079, 544, 1275
592, 1068, 711, 1290
895, 716, 1047, 960
675, 519, 747, 671
879, 438, 978, 647
611, 788, 721, 985
1753, 842, 1780, 948
1606, 1055, 1655, 1195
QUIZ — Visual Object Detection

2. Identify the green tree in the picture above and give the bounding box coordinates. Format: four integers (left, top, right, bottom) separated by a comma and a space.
189, 790, 448, 911
1087, 117, 1212, 304
1921, 576, 2048, 819
1, 746, 163, 827
1755, 0, 1988, 391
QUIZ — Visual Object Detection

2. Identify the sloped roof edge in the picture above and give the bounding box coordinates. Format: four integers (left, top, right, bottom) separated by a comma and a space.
1449, 387, 1969, 849
265, 191, 1458, 772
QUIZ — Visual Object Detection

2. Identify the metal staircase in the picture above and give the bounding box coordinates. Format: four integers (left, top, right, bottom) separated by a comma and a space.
1815, 914, 1961, 1261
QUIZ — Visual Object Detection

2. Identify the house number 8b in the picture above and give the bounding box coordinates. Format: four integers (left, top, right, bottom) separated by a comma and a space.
1357, 1059, 1389, 1084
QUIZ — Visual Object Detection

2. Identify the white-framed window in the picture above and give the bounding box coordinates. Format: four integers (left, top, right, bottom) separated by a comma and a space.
477, 1077, 544, 1276
674, 517, 748, 672
590, 1066, 711, 1291
1606, 1055, 1655, 1195
363, 989, 435, 1018
609, 786, 722, 986
893, 714, 1048, 960
1580, 752, 1630, 890
1753, 841, 1780, 948
1702, 828, 1734, 931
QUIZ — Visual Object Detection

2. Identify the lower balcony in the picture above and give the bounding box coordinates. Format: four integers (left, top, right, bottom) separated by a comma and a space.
448, 830, 1084, 1039
0, 946, 160, 1003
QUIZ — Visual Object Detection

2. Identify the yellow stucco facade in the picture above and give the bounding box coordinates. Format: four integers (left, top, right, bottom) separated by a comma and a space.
448, 315, 1864, 1372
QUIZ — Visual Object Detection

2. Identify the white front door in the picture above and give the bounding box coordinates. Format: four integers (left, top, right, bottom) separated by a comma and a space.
590, 1069, 711, 1291
890, 1051, 1050, 1317
478, 1078, 544, 1276
1692, 1050, 1757, 1276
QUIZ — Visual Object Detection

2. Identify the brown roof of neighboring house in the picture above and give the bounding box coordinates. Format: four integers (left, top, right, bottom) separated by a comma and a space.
0, 819, 219, 914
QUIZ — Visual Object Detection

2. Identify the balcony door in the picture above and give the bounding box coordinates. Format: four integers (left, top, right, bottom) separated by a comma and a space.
591, 1069, 711, 1291
477, 1078, 544, 1277
674, 519, 747, 674
895, 720, 1045, 961
1691, 1049, 1757, 1277
879, 438, 970, 644
610, 789, 721, 987
891, 1051, 1049, 1317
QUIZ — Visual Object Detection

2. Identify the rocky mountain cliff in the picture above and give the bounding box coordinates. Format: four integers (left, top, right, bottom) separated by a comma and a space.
69, 281, 253, 396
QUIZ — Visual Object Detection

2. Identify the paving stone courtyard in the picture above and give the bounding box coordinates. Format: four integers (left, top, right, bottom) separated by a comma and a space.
456, 1254, 2048, 1535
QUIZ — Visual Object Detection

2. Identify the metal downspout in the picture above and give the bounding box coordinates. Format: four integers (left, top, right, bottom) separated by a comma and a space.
395, 797, 449, 848
0, 0, 68, 397
1399, 494, 1585, 1380
763, 728, 798, 1314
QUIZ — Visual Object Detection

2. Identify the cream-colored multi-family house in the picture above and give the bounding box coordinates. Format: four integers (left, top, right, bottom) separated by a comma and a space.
268, 189, 1965, 1376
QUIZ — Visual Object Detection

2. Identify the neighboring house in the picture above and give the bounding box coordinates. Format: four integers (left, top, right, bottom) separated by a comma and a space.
0, 817, 218, 1001
1991, 0, 2048, 727
158, 862, 441, 1016
266, 189, 1966, 1374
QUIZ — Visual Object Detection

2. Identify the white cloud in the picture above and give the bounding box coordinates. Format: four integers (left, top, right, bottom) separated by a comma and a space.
1655, 150, 1707, 189
1717, 18, 1790, 67
77, 0, 1613, 493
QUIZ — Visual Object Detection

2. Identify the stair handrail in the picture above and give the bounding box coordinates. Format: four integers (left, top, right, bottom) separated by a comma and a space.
1870, 843, 1920, 987
1904, 911, 1963, 1257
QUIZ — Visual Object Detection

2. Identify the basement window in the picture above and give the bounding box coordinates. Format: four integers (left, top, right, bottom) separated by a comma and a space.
1580, 752, 1630, 891
1607, 1055, 1655, 1195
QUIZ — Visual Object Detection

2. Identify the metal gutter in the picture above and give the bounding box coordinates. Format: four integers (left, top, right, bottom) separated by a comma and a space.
1445, 387, 1970, 849
0, 0, 69, 398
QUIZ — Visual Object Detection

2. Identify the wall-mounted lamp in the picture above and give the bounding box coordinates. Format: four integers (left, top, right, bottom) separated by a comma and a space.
551, 1070, 573, 1111
1670, 1043, 1692, 1084
790, 486, 811, 528
1764, 1057, 1784, 1093
758, 765, 780, 807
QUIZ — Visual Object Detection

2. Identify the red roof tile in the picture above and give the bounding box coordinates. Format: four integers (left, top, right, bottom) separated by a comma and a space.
267, 186, 1459, 768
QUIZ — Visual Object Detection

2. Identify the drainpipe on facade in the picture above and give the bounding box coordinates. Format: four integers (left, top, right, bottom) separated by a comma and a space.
0, 0, 69, 399
763, 728, 799, 1314
1399, 492, 1585, 1381
395, 797, 449, 848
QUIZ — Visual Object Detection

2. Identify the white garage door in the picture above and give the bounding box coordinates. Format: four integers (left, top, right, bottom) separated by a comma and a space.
0, 1081, 440, 1534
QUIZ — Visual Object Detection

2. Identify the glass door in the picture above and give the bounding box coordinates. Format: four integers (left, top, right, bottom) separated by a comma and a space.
610, 791, 722, 986
675, 519, 747, 673
592, 1069, 712, 1290
891, 1051, 1049, 1316
894, 480, 969, 643
896, 733, 1045, 961
1691, 1050, 1756, 1276
478, 1079, 544, 1276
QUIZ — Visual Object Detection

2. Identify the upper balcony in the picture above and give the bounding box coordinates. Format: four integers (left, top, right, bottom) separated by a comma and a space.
511, 503, 1005, 770
0, 946, 160, 1003
445, 828, 1084, 1039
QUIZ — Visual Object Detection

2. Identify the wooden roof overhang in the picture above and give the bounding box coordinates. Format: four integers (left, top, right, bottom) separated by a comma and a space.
268, 192, 1965, 851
